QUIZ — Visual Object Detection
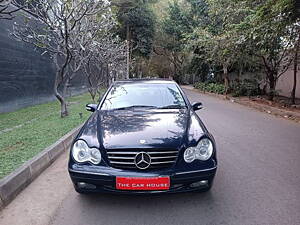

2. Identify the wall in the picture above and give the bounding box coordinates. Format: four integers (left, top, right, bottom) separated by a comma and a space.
276, 69, 300, 99
0, 16, 87, 113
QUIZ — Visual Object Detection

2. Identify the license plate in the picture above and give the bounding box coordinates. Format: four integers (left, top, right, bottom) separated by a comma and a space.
116, 177, 170, 190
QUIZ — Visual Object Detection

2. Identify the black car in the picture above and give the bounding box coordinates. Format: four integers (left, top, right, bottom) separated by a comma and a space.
68, 79, 217, 194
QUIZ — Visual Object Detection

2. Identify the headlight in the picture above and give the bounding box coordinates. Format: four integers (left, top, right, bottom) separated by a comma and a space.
184, 138, 213, 163
184, 148, 195, 163
72, 140, 101, 164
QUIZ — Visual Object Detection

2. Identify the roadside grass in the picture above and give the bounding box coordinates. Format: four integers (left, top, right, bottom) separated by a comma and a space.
0, 92, 98, 179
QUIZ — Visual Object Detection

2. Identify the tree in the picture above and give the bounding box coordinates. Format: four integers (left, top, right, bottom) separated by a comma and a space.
83, 34, 126, 101
113, 0, 156, 78
184, 0, 210, 83
0, 0, 22, 20
242, 0, 298, 100
186, 0, 251, 93
12, 0, 111, 117
291, 29, 300, 104
186, 0, 298, 99
160, 0, 194, 83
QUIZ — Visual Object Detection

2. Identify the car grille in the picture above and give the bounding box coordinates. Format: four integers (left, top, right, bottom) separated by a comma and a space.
106, 149, 179, 170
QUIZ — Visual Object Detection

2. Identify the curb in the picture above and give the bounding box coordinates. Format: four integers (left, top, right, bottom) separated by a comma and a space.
0, 125, 82, 210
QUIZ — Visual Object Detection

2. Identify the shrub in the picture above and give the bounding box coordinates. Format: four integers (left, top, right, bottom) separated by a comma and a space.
194, 82, 206, 90
194, 82, 226, 94
231, 79, 260, 97
195, 79, 260, 97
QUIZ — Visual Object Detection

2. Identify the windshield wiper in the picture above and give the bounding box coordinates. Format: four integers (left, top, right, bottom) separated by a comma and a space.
113, 105, 158, 110
159, 105, 186, 109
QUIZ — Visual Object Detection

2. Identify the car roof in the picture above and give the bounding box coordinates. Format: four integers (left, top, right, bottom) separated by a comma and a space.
114, 78, 176, 85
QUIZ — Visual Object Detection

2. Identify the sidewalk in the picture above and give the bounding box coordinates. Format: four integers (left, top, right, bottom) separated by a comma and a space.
0, 151, 72, 225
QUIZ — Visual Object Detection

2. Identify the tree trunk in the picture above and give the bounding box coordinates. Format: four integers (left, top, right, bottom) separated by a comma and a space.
193, 73, 195, 85
223, 64, 229, 95
53, 49, 71, 118
89, 89, 96, 103
112, 70, 116, 82
138, 63, 142, 78
126, 24, 130, 79
106, 64, 112, 87
62, 78, 70, 98
54, 75, 68, 118
238, 64, 243, 84
291, 41, 299, 105
268, 73, 276, 101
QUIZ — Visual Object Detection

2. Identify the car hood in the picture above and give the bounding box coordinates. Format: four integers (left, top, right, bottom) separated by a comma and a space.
78, 109, 206, 150
101, 109, 189, 149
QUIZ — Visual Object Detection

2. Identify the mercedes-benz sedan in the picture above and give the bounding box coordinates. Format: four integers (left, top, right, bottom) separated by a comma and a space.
68, 79, 217, 194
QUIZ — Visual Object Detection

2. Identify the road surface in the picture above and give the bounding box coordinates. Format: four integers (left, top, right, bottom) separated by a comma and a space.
1, 87, 300, 225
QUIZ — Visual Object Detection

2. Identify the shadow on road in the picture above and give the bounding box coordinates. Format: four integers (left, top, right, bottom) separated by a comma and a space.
76, 190, 216, 212
50, 189, 221, 225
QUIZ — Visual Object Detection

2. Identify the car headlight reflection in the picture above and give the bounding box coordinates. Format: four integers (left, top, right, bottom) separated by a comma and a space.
184, 138, 213, 163
72, 140, 101, 164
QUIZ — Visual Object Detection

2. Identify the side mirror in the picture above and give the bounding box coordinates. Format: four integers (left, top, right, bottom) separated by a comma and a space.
86, 104, 97, 112
192, 102, 203, 111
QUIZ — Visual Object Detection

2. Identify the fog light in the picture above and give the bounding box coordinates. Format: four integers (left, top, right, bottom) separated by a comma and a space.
77, 182, 96, 189
190, 180, 208, 188
200, 180, 208, 185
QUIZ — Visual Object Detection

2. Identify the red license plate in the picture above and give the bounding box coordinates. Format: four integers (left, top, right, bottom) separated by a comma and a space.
116, 177, 170, 190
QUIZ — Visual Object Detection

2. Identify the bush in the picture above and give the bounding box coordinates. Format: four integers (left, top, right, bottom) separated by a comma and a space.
194, 82, 206, 90
194, 79, 260, 97
194, 82, 226, 94
231, 79, 260, 97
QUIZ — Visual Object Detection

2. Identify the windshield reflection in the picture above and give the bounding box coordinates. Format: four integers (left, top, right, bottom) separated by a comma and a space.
101, 83, 186, 110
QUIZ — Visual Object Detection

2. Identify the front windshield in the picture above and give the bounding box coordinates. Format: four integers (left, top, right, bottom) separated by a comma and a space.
101, 83, 186, 110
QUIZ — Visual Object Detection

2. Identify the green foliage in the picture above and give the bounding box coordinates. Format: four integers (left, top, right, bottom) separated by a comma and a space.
162, 0, 193, 51
243, 0, 296, 58
130, 6, 156, 57
150, 0, 169, 19
231, 79, 261, 97
238, 0, 299, 99
188, 56, 210, 82
186, 0, 210, 26
194, 82, 226, 94
112, 0, 299, 95
187, 0, 251, 67
115, 0, 156, 58
195, 79, 261, 97
159, 0, 197, 82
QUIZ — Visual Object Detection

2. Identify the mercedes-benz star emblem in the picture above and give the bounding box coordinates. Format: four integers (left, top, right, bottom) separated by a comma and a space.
134, 152, 151, 170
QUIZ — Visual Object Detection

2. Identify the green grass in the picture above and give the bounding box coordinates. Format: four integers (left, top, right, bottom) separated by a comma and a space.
0, 92, 98, 179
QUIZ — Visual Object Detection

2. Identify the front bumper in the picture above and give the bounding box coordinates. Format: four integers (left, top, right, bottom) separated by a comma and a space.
69, 166, 217, 194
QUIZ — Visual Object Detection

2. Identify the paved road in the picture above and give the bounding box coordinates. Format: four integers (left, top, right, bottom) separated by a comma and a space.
1, 88, 300, 225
